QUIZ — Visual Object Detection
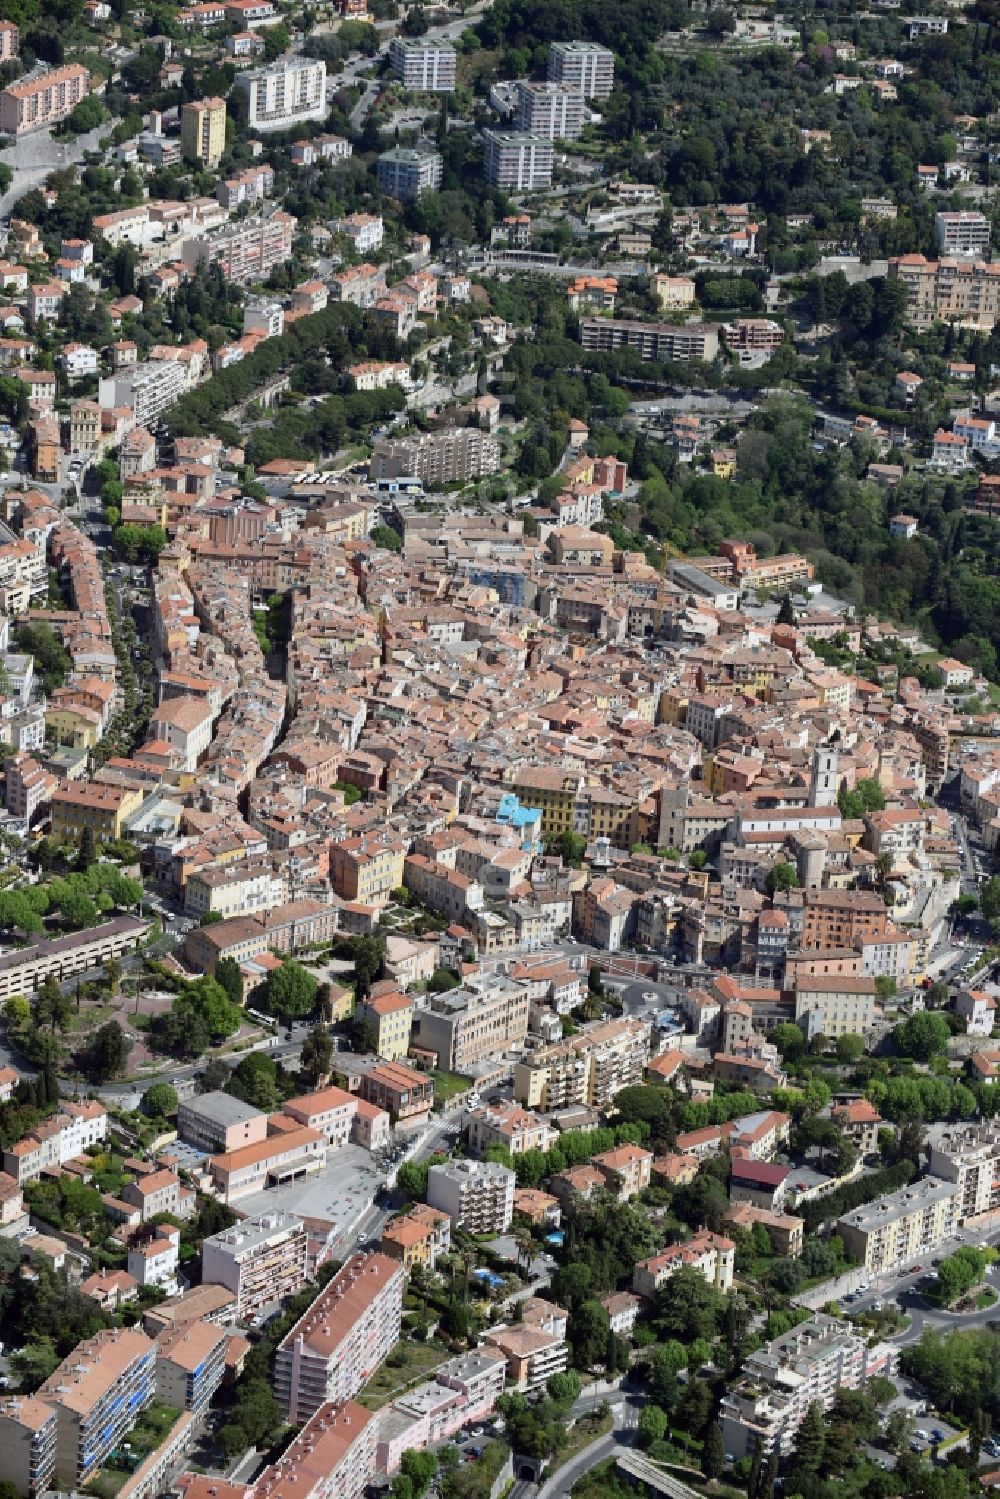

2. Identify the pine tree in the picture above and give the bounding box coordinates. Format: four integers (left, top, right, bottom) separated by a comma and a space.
77, 825, 96, 871
748, 1445, 763, 1499
776, 592, 795, 626
791, 1402, 826, 1480
701, 1424, 724, 1482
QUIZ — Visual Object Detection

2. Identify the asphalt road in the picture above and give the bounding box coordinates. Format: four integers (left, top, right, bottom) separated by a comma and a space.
0, 120, 112, 219
536, 1433, 628, 1499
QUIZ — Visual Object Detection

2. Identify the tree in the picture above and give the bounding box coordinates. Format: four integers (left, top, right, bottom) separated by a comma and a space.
428, 967, 459, 993
397, 1159, 430, 1202
790, 1401, 825, 1483
143, 1083, 178, 1117
546, 1370, 582, 1408
638, 1404, 668, 1450
777, 593, 795, 625
678, 1379, 713, 1438
653, 1265, 723, 1341
772, 1021, 806, 1061
551, 1262, 592, 1309
702, 1422, 725, 1480
569, 1299, 609, 1368
896, 1011, 951, 1061
77, 825, 96, 871
83, 1020, 131, 1080
227, 1052, 280, 1111
4, 994, 29, 1029
766, 862, 798, 897
32, 975, 72, 1034
371, 524, 403, 552
104, 958, 122, 999
200, 1058, 231, 1092
933, 1247, 988, 1305
835, 1033, 864, 1064
265, 960, 318, 1023
215, 956, 244, 1006
981, 876, 1000, 929
300, 1025, 333, 1086
552, 830, 587, 867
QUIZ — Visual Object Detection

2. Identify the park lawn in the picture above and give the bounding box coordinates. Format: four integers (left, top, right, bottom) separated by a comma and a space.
357, 1338, 449, 1410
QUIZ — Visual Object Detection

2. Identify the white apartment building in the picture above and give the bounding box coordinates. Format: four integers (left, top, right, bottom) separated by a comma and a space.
546, 40, 614, 99
234, 57, 327, 130
244, 298, 284, 338
98, 359, 187, 428
3, 1101, 107, 1184
426, 1159, 516, 1234
274, 1251, 405, 1422
483, 130, 553, 191
935, 211, 990, 256
927, 1124, 1000, 1221
720, 1314, 898, 1459
183, 859, 284, 920
910, 14, 948, 35
388, 38, 456, 92
514, 81, 585, 140
202, 1210, 309, 1322
333, 213, 384, 253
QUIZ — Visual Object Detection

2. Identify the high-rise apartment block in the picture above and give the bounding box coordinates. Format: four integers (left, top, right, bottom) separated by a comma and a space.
927, 1124, 1000, 1221
0, 64, 89, 135
371, 428, 500, 487
154, 1320, 229, 1417
274, 1251, 404, 1423
889, 254, 1000, 330
414, 973, 530, 1072
234, 57, 327, 130
514, 1017, 649, 1110
578, 316, 719, 363
181, 211, 296, 285
201, 1210, 309, 1322
98, 358, 187, 429
426, 1159, 516, 1234
935, 210, 990, 256
482, 130, 553, 191
387, 38, 456, 92
720, 1314, 898, 1458
546, 40, 614, 99
837, 1176, 958, 1272
38, 1328, 157, 1486
0, 22, 18, 61
254, 1401, 377, 1499
376, 146, 443, 201
0, 1399, 57, 1497
181, 97, 227, 167
515, 81, 584, 140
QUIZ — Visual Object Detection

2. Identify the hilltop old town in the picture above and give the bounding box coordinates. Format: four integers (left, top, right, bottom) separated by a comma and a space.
1, 4, 1000, 1499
